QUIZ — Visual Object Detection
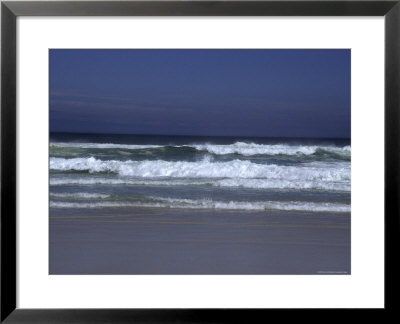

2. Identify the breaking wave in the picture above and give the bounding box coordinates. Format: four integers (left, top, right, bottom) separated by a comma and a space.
50, 192, 110, 199
50, 157, 349, 184
50, 176, 350, 192
50, 196, 350, 213
50, 141, 350, 160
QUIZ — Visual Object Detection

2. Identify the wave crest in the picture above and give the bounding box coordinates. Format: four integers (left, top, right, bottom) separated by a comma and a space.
50, 141, 351, 159
50, 157, 350, 180
50, 196, 350, 213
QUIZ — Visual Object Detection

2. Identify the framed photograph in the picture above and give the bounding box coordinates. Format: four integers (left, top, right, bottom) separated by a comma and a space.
1, 0, 399, 321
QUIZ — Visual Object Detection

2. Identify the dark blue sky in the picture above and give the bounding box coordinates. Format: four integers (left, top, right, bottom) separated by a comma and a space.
50, 49, 350, 138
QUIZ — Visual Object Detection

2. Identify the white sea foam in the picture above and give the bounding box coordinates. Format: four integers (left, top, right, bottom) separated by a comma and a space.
50, 142, 161, 150
50, 176, 350, 191
50, 192, 110, 199
50, 177, 212, 187
50, 141, 350, 157
214, 178, 350, 191
50, 197, 350, 212
50, 157, 350, 191
194, 142, 351, 157
50, 157, 350, 180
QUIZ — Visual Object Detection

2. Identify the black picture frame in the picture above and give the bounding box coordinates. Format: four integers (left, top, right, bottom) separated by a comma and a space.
1, 0, 399, 322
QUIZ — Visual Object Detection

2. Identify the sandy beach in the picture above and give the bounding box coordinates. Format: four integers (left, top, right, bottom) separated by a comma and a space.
49, 207, 350, 275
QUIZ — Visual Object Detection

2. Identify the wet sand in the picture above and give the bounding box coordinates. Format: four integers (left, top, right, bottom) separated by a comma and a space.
49, 207, 350, 274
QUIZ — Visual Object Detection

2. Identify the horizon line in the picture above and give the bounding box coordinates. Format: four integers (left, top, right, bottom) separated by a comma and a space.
49, 131, 351, 140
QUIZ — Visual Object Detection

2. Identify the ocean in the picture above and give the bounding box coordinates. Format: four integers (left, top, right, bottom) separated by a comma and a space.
49, 133, 351, 214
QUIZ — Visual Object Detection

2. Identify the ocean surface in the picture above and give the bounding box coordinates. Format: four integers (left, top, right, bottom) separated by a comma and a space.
49, 133, 351, 213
